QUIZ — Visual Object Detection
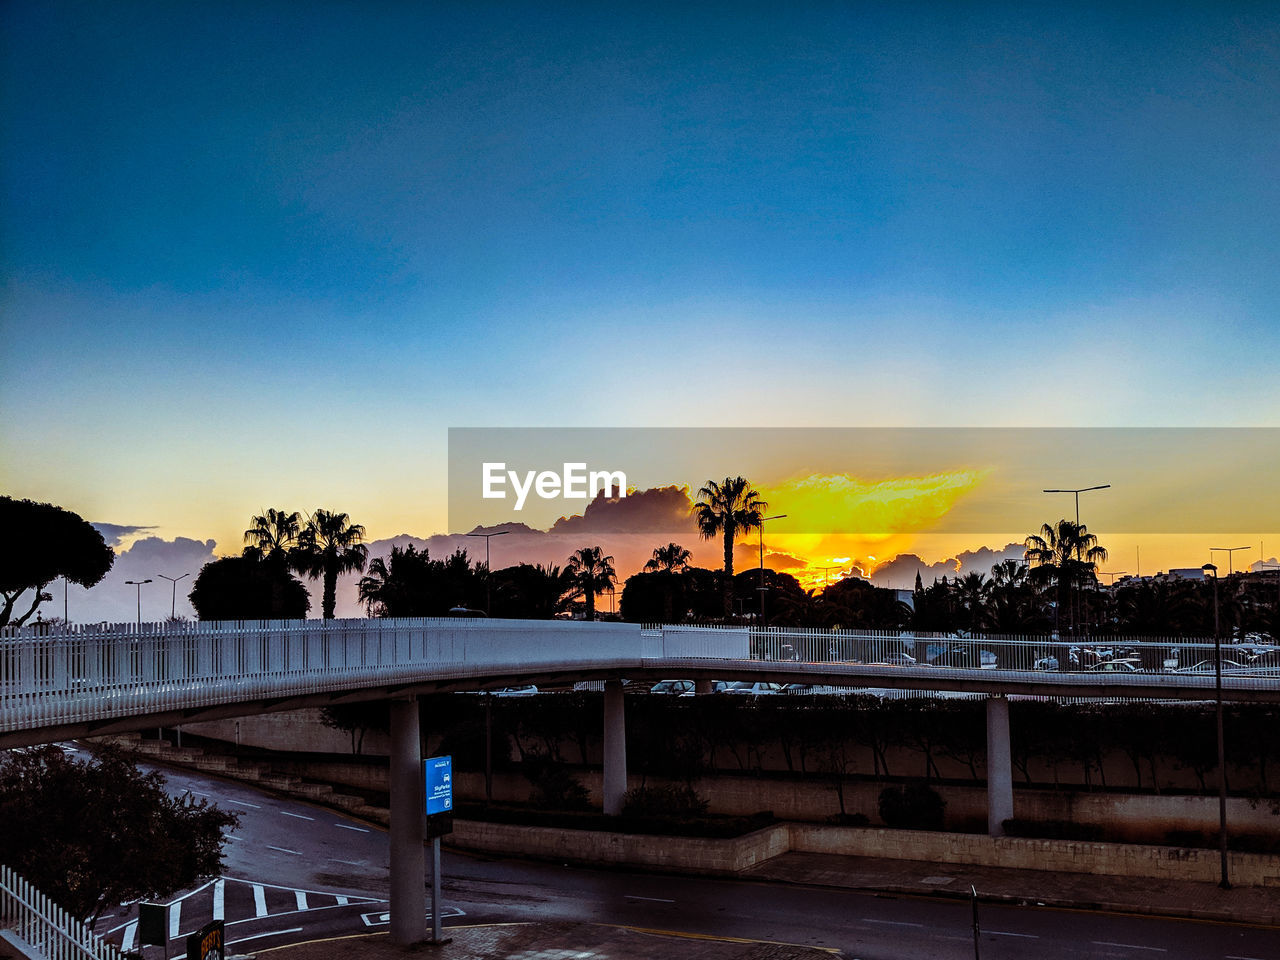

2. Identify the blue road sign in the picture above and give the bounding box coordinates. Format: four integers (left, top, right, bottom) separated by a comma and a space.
425, 755, 452, 815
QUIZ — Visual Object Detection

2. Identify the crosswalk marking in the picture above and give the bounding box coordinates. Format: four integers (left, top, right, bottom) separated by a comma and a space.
213, 879, 224, 921
294, 891, 307, 910
336, 896, 349, 905
122, 922, 137, 952
252, 884, 267, 918
169, 902, 181, 939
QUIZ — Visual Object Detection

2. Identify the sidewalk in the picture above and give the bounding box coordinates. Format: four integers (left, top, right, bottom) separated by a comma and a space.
745, 850, 1280, 926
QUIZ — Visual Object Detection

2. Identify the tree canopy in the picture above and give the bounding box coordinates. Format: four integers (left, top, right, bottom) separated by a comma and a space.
0, 745, 238, 922
189, 555, 311, 620
693, 477, 768, 618
0, 496, 114, 627
295, 509, 368, 619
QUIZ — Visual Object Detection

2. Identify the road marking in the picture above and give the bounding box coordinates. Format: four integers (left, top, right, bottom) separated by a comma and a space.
989, 931, 1038, 938
229, 928, 303, 946
334, 823, 369, 833
294, 891, 307, 910
1226, 956, 1269, 960
169, 902, 181, 939
328, 858, 364, 866
190, 791, 211, 797
226, 835, 242, 842
1091, 943, 1166, 952
281, 811, 315, 821
863, 919, 924, 928
252, 884, 268, 917
336, 896, 349, 905
213, 879, 225, 921
225, 799, 260, 809
626, 895, 676, 903
266, 845, 301, 855
122, 922, 137, 952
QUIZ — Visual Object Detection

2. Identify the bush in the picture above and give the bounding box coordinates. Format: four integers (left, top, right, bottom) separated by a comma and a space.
878, 783, 946, 830
523, 754, 591, 811
622, 784, 709, 818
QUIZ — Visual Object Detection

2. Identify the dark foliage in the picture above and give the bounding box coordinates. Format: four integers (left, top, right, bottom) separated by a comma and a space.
189, 556, 310, 620
878, 783, 946, 830
621, 784, 709, 818
0, 745, 238, 922
0, 497, 115, 627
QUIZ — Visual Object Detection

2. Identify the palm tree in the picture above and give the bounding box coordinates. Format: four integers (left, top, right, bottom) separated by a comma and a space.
1025, 520, 1108, 636
566, 546, 616, 621
953, 571, 991, 633
644, 543, 692, 573
296, 509, 368, 619
242, 508, 302, 566
693, 476, 768, 618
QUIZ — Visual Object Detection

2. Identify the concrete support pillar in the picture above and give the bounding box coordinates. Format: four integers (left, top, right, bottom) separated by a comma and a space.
986, 694, 1014, 837
603, 680, 627, 815
389, 697, 425, 945
694, 679, 713, 695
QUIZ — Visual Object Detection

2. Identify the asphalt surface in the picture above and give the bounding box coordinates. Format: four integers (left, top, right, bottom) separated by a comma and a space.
83, 751, 1280, 960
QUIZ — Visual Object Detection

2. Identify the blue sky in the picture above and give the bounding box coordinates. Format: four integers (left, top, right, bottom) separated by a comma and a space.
2, 2, 1278, 556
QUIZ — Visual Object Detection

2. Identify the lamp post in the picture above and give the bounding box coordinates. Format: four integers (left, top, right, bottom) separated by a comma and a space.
1201, 562, 1230, 888
1210, 545, 1251, 577
1042, 484, 1110, 636
757, 514, 787, 625
124, 579, 152, 627
465, 530, 509, 615
156, 573, 190, 620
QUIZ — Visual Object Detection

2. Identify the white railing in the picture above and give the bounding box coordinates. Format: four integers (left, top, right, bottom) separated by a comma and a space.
2, 619, 1276, 741
0, 865, 125, 960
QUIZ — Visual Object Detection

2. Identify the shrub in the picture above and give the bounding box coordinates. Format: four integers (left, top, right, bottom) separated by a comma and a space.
621, 784, 709, 818
523, 754, 591, 811
878, 783, 946, 830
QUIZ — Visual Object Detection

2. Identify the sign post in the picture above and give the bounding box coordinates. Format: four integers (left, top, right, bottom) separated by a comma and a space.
185, 921, 224, 960
424, 755, 453, 945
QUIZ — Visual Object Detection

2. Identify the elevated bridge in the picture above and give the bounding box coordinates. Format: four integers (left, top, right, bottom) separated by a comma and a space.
4, 618, 1274, 945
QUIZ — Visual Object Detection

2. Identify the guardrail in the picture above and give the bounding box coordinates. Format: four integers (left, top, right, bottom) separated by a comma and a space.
2, 619, 1277, 742
0, 864, 125, 960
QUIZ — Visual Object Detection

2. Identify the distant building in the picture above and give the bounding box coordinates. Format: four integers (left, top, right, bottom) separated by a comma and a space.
1167, 568, 1207, 581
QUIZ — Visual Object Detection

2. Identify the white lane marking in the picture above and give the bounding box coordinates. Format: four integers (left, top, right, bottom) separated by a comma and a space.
225, 835, 242, 842
1226, 956, 1269, 960
328, 858, 364, 866
266, 845, 301, 855
252, 884, 268, 917
294, 891, 307, 910
121, 922, 137, 952
1091, 943, 1166, 953
989, 931, 1039, 939
281, 811, 314, 821
225, 799, 260, 808
336, 896, 349, 905
625, 895, 676, 903
229, 928, 302, 946
169, 901, 181, 939
334, 823, 369, 832
213, 879, 225, 921
190, 791, 211, 797
863, 919, 925, 927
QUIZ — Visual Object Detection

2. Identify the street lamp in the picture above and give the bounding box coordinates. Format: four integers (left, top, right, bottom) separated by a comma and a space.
757, 514, 787, 624
1042, 484, 1110, 526
465, 530, 509, 615
1210, 546, 1251, 577
124, 579, 152, 627
1201, 562, 1230, 889
156, 573, 190, 620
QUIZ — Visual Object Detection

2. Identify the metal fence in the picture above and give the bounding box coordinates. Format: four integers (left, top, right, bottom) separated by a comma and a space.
0, 865, 125, 960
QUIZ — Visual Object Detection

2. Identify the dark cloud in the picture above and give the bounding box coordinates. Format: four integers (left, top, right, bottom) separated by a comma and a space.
91, 522, 156, 548
549, 485, 695, 535
872, 543, 1026, 589
76, 535, 218, 622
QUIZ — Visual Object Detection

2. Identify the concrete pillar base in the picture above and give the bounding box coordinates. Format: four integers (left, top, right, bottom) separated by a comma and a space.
603, 680, 627, 815
389, 697, 425, 945
986, 694, 1014, 836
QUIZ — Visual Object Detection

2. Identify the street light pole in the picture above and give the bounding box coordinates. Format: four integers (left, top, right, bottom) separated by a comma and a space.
1210, 545, 1252, 577
124, 579, 152, 627
757, 514, 787, 625
1042, 484, 1111, 527
1202, 562, 1230, 889
465, 531, 509, 615
156, 573, 190, 620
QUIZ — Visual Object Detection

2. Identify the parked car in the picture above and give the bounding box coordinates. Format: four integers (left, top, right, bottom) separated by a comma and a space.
721, 681, 784, 695
874, 653, 918, 666
492, 684, 538, 696
1033, 655, 1060, 672
649, 679, 695, 695
1177, 660, 1246, 673
1090, 658, 1143, 673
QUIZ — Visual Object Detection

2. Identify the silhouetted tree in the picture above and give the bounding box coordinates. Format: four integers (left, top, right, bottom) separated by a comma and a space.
0, 745, 237, 922
0, 497, 114, 627
492, 563, 576, 619
295, 509, 368, 619
644, 542, 692, 573
566, 546, 616, 620
189, 556, 310, 620
241, 508, 303, 565
1025, 520, 1108, 635
694, 476, 768, 618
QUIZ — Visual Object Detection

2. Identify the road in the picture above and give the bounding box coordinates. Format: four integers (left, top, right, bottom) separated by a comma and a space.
84, 750, 1280, 960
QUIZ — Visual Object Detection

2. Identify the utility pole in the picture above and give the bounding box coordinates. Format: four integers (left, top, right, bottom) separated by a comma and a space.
125, 579, 152, 626
156, 573, 190, 619
465, 530, 509, 614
